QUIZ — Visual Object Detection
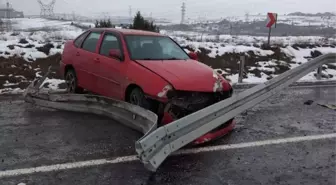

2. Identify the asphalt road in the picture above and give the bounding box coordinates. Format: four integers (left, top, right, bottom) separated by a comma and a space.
0, 85, 335, 185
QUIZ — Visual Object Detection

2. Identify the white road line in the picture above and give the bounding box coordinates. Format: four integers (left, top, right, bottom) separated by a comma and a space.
0, 156, 138, 178
175, 133, 336, 155
1, 133, 335, 178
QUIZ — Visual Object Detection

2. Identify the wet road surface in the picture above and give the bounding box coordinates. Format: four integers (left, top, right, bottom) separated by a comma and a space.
0, 85, 335, 185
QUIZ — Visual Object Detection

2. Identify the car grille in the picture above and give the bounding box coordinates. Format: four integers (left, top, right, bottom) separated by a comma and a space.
169, 89, 233, 118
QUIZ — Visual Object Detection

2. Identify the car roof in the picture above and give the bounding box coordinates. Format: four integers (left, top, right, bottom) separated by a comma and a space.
89, 28, 164, 36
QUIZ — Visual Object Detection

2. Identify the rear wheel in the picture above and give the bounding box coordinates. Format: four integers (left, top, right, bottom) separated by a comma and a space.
65, 69, 83, 93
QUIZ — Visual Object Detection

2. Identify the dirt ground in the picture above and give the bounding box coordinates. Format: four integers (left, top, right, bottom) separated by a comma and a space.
0, 44, 335, 91
183, 44, 335, 81
0, 53, 63, 90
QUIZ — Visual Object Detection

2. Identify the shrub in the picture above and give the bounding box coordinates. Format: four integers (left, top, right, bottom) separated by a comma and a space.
95, 19, 114, 28
129, 11, 159, 33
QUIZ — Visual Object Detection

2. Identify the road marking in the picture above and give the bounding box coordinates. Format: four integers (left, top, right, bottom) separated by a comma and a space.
1, 133, 335, 178
0, 156, 138, 178
176, 133, 336, 155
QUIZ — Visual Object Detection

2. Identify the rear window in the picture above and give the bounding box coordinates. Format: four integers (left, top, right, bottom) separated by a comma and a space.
81, 32, 101, 53
74, 31, 89, 48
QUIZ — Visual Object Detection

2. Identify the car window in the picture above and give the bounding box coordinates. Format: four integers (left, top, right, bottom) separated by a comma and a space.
81, 32, 101, 52
125, 35, 190, 60
74, 31, 89, 48
99, 34, 121, 57
158, 38, 184, 57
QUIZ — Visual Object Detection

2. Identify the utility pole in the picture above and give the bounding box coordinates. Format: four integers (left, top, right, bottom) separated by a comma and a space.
245, 11, 249, 23
72, 11, 76, 21
129, 5, 132, 25
6, 1, 11, 31
181, 2, 186, 24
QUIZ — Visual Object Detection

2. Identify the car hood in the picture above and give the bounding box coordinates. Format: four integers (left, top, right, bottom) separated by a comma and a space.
136, 59, 230, 92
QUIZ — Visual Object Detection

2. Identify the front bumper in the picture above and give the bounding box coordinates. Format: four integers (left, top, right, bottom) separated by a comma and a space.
161, 112, 235, 145
192, 119, 236, 145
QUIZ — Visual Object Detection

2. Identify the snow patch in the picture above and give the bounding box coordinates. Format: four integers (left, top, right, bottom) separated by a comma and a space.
40, 78, 66, 90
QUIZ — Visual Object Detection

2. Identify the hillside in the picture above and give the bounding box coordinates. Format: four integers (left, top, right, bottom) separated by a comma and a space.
288, 12, 336, 17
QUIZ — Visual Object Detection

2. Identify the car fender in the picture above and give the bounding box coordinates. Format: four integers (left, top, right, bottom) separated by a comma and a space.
125, 61, 174, 102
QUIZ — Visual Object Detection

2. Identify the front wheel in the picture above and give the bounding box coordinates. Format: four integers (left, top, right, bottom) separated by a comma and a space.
65, 69, 83, 93
129, 87, 164, 124
128, 87, 151, 109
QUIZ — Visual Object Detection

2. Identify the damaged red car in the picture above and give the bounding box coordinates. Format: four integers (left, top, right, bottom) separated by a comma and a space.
60, 28, 235, 145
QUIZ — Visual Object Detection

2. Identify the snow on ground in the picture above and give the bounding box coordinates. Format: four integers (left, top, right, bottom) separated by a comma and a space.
184, 41, 275, 57
176, 37, 336, 84
40, 78, 67, 92
223, 15, 336, 28
0, 18, 83, 62
281, 46, 336, 82
0, 17, 336, 94
0, 33, 63, 61
0, 87, 24, 94
165, 31, 336, 46
9, 18, 80, 31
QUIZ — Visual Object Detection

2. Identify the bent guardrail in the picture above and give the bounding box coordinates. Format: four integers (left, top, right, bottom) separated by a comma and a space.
23, 54, 336, 172
23, 67, 158, 136
135, 53, 336, 172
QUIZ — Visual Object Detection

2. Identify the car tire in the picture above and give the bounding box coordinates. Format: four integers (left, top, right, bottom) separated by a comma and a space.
65, 69, 84, 93
128, 87, 151, 110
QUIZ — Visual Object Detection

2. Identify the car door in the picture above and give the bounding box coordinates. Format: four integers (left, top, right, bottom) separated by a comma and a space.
77, 31, 103, 93
94, 31, 126, 99
71, 31, 91, 89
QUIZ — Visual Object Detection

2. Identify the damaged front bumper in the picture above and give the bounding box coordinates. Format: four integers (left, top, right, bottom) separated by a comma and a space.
192, 118, 235, 145
162, 88, 235, 145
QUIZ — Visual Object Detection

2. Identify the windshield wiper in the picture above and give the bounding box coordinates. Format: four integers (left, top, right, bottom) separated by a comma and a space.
166, 57, 184, 60
137, 57, 184, 60
137, 58, 157, 60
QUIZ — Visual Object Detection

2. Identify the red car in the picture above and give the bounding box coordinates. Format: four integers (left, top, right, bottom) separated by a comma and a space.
60, 28, 235, 145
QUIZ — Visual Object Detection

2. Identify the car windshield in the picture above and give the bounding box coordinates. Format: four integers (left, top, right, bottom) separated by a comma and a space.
125, 35, 190, 60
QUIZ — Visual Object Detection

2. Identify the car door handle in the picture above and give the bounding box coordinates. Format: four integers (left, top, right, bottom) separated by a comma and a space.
76, 52, 80, 56
94, 58, 100, 63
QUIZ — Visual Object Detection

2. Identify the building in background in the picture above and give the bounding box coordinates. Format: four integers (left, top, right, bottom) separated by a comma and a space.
0, 3, 24, 18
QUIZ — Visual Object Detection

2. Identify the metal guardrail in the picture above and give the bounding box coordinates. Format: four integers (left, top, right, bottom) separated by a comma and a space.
135, 53, 336, 172
23, 54, 336, 172
232, 80, 336, 90
23, 68, 158, 136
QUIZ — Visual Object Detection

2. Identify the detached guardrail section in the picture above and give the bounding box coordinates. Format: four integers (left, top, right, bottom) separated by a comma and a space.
23, 67, 158, 136
135, 53, 336, 172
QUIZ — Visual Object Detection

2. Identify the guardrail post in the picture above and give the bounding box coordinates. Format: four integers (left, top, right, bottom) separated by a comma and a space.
238, 56, 245, 83
316, 66, 322, 80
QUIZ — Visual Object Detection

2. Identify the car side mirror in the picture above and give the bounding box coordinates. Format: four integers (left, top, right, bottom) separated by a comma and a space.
109, 49, 122, 60
188, 52, 198, 61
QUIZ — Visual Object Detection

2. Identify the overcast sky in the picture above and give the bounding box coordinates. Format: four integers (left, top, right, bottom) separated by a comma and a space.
3, 0, 336, 21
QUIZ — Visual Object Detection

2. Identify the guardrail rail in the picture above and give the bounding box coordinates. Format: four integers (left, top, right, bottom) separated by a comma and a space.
23, 54, 336, 172
135, 53, 336, 172
23, 67, 158, 137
